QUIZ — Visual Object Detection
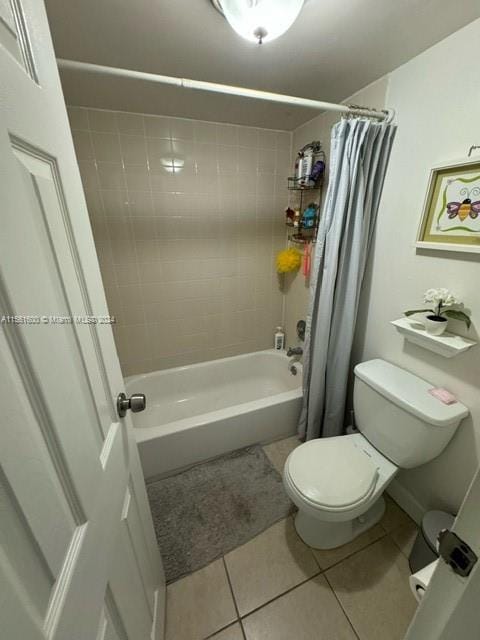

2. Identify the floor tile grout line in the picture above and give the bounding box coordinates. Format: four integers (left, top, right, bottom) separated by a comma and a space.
389, 532, 416, 560
235, 531, 398, 625
317, 530, 390, 573
173, 525, 409, 640
286, 512, 326, 574
310, 549, 323, 573
203, 621, 242, 640
238, 617, 247, 638
222, 556, 247, 640
202, 527, 414, 640
323, 572, 361, 640
239, 570, 323, 620
235, 532, 393, 623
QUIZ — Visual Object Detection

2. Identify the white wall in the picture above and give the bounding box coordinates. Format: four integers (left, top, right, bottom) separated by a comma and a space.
285, 17, 480, 519
355, 18, 480, 517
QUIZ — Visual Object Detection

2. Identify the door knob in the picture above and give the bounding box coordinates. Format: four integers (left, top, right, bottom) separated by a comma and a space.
117, 392, 146, 418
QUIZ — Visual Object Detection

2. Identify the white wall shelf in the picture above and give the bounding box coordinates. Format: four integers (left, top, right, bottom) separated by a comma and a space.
391, 318, 477, 358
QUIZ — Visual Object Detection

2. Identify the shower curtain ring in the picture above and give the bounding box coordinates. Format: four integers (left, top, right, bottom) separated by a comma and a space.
383, 108, 396, 124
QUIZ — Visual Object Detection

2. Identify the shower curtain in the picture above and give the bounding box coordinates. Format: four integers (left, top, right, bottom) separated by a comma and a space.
298, 116, 396, 441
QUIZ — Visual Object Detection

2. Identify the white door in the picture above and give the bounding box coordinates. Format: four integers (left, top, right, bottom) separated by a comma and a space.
405, 465, 480, 640
0, 1, 165, 639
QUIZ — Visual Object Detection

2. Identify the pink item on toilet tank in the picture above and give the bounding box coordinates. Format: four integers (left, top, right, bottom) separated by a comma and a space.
428, 387, 457, 405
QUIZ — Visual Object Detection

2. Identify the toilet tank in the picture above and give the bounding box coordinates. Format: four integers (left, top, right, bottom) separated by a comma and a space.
353, 359, 468, 469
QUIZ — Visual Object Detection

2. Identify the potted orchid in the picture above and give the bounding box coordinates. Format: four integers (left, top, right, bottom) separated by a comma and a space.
405, 288, 471, 336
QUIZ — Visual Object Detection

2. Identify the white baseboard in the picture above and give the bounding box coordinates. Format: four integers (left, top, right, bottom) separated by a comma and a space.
387, 479, 427, 525
150, 587, 166, 640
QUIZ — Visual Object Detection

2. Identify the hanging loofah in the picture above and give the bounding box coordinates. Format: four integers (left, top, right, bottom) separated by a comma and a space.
276, 247, 302, 273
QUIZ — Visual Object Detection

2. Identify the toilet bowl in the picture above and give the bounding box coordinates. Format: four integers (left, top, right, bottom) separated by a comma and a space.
284, 433, 397, 548
284, 359, 468, 550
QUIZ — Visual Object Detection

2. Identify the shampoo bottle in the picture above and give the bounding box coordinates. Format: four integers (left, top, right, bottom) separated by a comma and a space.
274, 326, 285, 351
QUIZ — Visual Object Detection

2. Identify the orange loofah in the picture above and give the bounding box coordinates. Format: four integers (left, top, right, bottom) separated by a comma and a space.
276, 247, 302, 273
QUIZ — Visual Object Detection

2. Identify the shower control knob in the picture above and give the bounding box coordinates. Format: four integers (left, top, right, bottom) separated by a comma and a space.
117, 392, 146, 418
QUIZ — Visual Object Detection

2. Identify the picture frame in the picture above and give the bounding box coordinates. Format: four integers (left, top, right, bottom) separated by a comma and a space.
416, 157, 480, 253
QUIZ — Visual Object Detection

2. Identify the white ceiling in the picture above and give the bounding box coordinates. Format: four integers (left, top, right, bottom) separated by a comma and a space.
45, 0, 480, 130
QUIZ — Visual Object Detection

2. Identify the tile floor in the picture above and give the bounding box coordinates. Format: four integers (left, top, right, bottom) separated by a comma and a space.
165, 436, 419, 640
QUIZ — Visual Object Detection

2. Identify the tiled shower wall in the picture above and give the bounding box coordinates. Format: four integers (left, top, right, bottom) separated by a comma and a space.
69, 107, 291, 375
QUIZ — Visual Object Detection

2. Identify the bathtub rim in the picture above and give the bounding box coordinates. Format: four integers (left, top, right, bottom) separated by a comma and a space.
125, 348, 298, 385
125, 349, 303, 444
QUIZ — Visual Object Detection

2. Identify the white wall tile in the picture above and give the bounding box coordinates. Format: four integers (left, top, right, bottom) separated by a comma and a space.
194, 121, 217, 143
115, 112, 145, 135
236, 171, 257, 195
124, 165, 151, 191
258, 129, 277, 149
146, 138, 173, 167
170, 117, 194, 141
72, 107, 291, 374
92, 132, 122, 162
238, 147, 258, 172
68, 106, 89, 131
144, 115, 171, 138
78, 160, 99, 189
88, 109, 117, 132
84, 189, 104, 219
238, 126, 259, 147
120, 134, 148, 166
128, 190, 154, 217
257, 172, 276, 197
216, 124, 238, 146
258, 147, 276, 173
101, 189, 129, 218
72, 130, 94, 160
276, 130, 291, 150
97, 162, 125, 189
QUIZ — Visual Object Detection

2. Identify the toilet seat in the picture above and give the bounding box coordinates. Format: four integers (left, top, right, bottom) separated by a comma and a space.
285, 436, 379, 512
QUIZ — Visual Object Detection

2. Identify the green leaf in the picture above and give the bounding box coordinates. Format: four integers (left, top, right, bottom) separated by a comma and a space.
443, 309, 472, 329
404, 309, 433, 317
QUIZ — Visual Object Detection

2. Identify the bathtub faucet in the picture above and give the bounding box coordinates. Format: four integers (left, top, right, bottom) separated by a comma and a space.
287, 346, 303, 357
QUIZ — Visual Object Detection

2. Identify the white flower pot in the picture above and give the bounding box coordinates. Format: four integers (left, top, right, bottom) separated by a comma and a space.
424, 315, 448, 336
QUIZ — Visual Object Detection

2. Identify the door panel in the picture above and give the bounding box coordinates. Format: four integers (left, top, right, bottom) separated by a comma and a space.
110, 496, 155, 640
1, 341, 78, 575
11, 138, 113, 442
0, 465, 55, 618
2, 131, 107, 508
0, 1, 165, 638
0, 0, 36, 79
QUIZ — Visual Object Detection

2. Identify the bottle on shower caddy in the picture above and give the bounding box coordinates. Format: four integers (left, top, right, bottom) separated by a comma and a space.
274, 326, 285, 351
299, 146, 314, 187
295, 141, 324, 187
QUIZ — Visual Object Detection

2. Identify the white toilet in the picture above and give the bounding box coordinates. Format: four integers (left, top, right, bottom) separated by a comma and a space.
284, 359, 468, 549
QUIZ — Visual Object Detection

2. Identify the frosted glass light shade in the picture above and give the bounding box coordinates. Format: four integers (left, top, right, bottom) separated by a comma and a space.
220, 0, 304, 44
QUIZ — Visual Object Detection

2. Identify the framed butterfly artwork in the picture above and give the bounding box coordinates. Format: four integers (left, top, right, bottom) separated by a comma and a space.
416, 157, 480, 253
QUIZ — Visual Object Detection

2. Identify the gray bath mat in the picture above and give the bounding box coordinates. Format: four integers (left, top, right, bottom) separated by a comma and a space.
147, 445, 293, 583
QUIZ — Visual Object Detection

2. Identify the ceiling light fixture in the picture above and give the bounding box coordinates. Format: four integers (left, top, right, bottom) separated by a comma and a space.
211, 0, 304, 45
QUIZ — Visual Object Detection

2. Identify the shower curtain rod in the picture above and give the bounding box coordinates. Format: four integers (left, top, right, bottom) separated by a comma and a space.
57, 59, 391, 121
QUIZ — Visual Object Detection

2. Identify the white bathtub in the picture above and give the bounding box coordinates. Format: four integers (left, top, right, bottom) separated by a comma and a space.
126, 350, 302, 479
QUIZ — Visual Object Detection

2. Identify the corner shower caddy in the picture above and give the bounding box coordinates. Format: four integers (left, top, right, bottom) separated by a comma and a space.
286, 177, 323, 244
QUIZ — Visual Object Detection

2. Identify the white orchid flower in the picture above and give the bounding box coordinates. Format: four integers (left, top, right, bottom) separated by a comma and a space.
423, 288, 457, 306
405, 288, 470, 329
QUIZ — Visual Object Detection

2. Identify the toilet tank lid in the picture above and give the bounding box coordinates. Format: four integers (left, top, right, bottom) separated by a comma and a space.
354, 359, 469, 427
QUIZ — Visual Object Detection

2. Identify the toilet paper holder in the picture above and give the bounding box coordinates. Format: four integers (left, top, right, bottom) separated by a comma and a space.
409, 529, 477, 604
438, 529, 477, 578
